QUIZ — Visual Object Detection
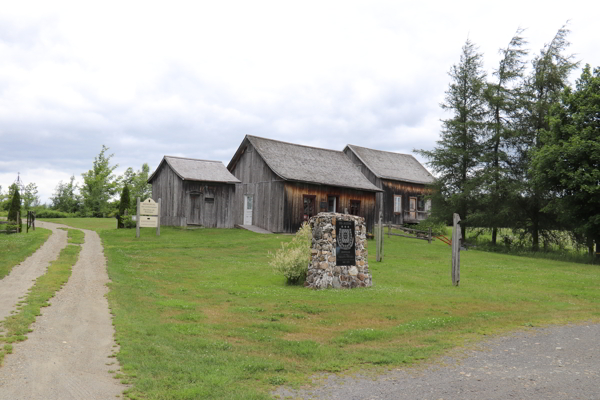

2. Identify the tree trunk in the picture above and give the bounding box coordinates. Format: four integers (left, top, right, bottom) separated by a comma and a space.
492, 228, 498, 245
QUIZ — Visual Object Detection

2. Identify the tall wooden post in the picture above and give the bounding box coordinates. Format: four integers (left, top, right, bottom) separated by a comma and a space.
428, 227, 432, 244
156, 198, 161, 236
16, 211, 20, 233
136, 197, 140, 238
379, 212, 384, 260
451, 213, 461, 286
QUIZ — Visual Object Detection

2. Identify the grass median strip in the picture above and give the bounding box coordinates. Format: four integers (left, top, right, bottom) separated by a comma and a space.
99, 226, 600, 400
0, 239, 81, 364
0, 228, 51, 280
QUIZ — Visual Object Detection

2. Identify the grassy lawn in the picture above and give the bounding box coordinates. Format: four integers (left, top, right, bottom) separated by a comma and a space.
0, 228, 52, 280
39, 217, 117, 231
98, 226, 600, 400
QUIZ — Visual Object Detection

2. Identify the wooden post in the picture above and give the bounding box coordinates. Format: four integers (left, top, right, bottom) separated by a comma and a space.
27, 211, 30, 233
32, 211, 35, 231
136, 197, 140, 238
428, 227, 432, 244
451, 213, 461, 286
156, 198, 161, 236
388, 222, 391, 238
379, 212, 384, 261
16, 211, 20, 233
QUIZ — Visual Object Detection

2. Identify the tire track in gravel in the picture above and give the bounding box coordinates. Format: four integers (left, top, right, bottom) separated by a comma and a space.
0, 223, 67, 325
0, 221, 127, 400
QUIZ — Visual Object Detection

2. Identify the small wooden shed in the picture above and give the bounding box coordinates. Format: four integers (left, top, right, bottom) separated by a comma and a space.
343, 145, 435, 225
227, 136, 382, 233
148, 156, 241, 228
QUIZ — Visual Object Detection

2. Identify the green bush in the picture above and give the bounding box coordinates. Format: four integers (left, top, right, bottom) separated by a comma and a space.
7, 188, 22, 232
269, 222, 312, 284
34, 209, 77, 219
121, 215, 137, 229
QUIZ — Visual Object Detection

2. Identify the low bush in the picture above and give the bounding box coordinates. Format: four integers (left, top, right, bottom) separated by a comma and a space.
269, 222, 312, 284
33, 209, 77, 219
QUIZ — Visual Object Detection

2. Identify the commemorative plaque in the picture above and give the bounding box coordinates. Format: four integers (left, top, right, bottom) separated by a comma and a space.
336, 220, 356, 266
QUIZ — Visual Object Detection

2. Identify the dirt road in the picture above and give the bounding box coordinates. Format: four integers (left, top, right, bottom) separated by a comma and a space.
0, 221, 126, 399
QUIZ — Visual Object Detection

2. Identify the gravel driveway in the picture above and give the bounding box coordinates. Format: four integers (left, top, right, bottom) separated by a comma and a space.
0, 221, 127, 399
274, 324, 600, 400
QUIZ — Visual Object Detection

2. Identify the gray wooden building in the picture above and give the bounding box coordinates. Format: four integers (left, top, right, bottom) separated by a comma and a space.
343, 145, 435, 225
148, 156, 240, 228
227, 135, 382, 233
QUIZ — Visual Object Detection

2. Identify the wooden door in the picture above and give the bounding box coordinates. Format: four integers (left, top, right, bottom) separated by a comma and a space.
244, 195, 253, 225
189, 194, 202, 225
409, 197, 417, 220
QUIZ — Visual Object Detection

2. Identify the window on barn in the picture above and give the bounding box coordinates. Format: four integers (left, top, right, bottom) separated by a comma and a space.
205, 197, 215, 204
425, 199, 431, 212
393, 195, 402, 214
303, 195, 316, 221
417, 196, 425, 211
349, 200, 361, 216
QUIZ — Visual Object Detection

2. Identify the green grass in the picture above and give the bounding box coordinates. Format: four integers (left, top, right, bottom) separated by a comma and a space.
0, 243, 80, 364
99, 226, 600, 400
0, 228, 52, 280
39, 217, 117, 232
59, 228, 85, 244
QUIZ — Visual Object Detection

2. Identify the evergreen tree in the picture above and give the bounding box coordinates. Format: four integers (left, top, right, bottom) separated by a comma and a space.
416, 39, 487, 239
533, 64, 600, 257
117, 184, 131, 228
513, 24, 578, 251
471, 30, 528, 244
7, 187, 22, 232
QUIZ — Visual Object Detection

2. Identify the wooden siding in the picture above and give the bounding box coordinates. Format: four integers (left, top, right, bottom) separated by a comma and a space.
151, 162, 236, 228
229, 141, 286, 232
283, 182, 377, 233
380, 179, 431, 225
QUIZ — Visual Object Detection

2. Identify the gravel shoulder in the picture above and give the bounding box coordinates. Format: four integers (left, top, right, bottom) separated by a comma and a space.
0, 221, 127, 399
274, 323, 600, 400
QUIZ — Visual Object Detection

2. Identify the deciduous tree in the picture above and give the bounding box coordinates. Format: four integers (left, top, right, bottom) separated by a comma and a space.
81, 146, 120, 217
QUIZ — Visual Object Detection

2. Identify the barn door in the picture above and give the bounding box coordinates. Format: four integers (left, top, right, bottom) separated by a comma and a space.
244, 195, 253, 225
409, 197, 417, 220
189, 193, 202, 225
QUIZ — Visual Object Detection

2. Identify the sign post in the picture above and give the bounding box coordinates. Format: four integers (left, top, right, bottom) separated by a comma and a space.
451, 213, 461, 286
136, 197, 160, 238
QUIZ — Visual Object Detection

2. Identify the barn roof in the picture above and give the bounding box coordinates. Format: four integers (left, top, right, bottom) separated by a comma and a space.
344, 144, 435, 185
148, 156, 241, 184
228, 135, 381, 192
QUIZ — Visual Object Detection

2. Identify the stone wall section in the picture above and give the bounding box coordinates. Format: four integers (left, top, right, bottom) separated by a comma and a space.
305, 212, 373, 289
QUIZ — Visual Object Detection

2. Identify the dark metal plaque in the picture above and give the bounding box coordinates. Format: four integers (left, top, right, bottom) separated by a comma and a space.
336, 220, 356, 266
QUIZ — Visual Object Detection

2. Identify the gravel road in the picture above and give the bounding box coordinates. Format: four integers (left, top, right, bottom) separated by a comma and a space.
274, 323, 600, 400
0, 221, 127, 399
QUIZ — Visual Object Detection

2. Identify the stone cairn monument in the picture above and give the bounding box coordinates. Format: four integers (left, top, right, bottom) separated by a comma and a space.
305, 212, 373, 289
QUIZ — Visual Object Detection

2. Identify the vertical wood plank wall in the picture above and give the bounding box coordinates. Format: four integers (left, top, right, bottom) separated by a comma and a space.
151, 163, 236, 228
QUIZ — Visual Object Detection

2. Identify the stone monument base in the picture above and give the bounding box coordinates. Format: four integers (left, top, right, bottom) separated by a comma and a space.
305, 212, 372, 289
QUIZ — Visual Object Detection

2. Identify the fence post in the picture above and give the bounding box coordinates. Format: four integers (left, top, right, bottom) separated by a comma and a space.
27, 211, 30, 233
428, 227, 432, 244
380, 212, 384, 260
136, 197, 140, 238
156, 198, 161, 236
451, 213, 461, 286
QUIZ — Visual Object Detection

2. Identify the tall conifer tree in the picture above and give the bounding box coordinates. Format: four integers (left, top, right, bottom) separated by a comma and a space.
416, 39, 487, 238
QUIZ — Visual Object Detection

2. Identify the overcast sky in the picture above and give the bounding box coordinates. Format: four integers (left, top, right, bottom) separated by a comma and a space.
1, 0, 598, 204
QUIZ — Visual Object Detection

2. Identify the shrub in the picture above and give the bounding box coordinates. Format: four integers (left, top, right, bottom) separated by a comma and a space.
121, 215, 137, 229
34, 209, 76, 219
269, 222, 312, 284
7, 188, 22, 232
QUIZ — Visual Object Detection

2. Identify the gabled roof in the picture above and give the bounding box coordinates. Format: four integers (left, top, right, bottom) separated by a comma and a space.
344, 144, 435, 185
228, 135, 381, 192
148, 156, 241, 184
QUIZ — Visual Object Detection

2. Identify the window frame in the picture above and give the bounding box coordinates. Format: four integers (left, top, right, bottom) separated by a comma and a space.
393, 195, 402, 214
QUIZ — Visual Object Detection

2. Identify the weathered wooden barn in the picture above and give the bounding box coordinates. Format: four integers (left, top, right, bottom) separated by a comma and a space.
227, 136, 382, 233
148, 156, 240, 228
343, 145, 435, 225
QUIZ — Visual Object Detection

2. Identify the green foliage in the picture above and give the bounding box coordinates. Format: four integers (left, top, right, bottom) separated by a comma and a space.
269, 222, 312, 284
21, 182, 40, 210
117, 185, 131, 228
33, 208, 76, 218
121, 163, 152, 208
533, 64, 600, 252
7, 187, 22, 232
415, 39, 487, 237
80, 145, 121, 217
50, 175, 81, 214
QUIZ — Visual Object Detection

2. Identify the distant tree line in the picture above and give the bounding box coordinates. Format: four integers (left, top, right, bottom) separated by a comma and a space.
0, 145, 152, 220
417, 24, 599, 256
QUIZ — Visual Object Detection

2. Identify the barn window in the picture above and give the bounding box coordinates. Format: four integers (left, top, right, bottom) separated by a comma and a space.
303, 195, 316, 221
205, 197, 215, 204
393, 195, 402, 214
425, 199, 431, 212
349, 200, 360, 216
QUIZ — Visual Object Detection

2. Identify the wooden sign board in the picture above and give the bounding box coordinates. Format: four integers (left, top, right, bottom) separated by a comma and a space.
140, 198, 158, 216
139, 216, 158, 228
